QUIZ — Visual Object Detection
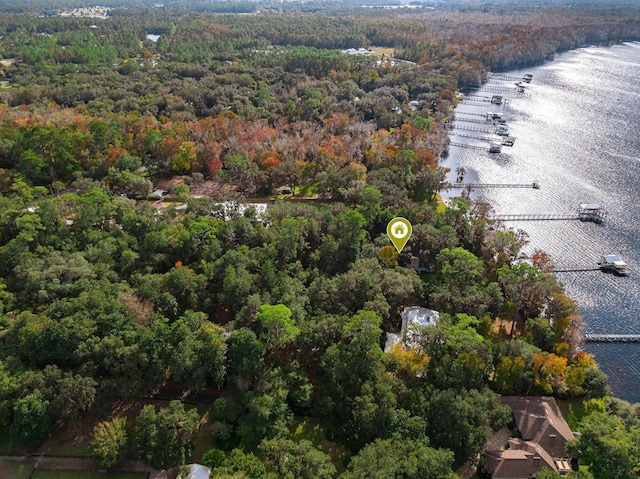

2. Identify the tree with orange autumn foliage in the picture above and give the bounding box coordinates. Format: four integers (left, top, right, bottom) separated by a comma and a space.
208, 158, 223, 177
533, 352, 567, 395
0, 10, 630, 471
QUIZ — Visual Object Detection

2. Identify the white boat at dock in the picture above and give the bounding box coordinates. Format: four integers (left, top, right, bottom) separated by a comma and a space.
598, 254, 627, 275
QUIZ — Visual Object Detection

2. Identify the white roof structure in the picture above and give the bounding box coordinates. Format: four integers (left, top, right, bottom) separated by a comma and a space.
579, 203, 601, 211
210, 201, 268, 221
401, 306, 439, 331
602, 254, 624, 264
342, 47, 370, 55
384, 332, 402, 353
384, 306, 439, 352
600, 254, 627, 271
183, 464, 212, 479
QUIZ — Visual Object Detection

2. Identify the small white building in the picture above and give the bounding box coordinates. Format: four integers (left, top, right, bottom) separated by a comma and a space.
384, 306, 439, 352
598, 254, 627, 274
181, 464, 211, 479
210, 201, 269, 221
341, 47, 371, 55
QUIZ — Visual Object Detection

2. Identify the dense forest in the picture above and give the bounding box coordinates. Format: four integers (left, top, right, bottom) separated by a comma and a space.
0, 1, 639, 478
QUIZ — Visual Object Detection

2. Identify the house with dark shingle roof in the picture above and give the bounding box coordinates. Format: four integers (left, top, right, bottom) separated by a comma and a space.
484, 396, 577, 479
485, 438, 557, 479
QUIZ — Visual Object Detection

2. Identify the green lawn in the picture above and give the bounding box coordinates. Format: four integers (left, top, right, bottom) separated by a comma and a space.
0, 427, 30, 455
42, 441, 94, 457
190, 405, 217, 463
0, 462, 33, 479
33, 472, 145, 479
557, 397, 590, 431
558, 398, 594, 475
39, 424, 95, 457
295, 182, 319, 197
289, 417, 350, 475
369, 46, 395, 56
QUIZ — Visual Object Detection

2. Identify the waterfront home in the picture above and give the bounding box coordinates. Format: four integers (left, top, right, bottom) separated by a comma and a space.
484, 396, 577, 479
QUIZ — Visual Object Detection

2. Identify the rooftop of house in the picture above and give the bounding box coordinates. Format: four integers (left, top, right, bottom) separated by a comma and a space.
501, 396, 576, 458
485, 438, 557, 479
401, 306, 439, 331
384, 306, 439, 352
183, 463, 212, 479
484, 396, 577, 479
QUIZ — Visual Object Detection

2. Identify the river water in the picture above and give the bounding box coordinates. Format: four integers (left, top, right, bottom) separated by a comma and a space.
441, 42, 640, 403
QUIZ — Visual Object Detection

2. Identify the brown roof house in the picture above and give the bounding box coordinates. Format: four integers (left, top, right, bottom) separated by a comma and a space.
484, 396, 577, 479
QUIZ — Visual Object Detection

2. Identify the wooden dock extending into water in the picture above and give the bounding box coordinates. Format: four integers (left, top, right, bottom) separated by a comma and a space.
448, 124, 495, 134
492, 214, 580, 221
460, 100, 510, 107
552, 267, 601, 273
471, 85, 530, 96
450, 132, 500, 142
455, 110, 492, 117
451, 183, 538, 189
452, 116, 497, 125
449, 142, 489, 151
584, 334, 640, 343
488, 73, 533, 83
463, 95, 493, 102
491, 213, 604, 223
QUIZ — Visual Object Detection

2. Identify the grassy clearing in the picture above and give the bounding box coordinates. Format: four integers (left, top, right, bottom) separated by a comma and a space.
0, 462, 32, 479
289, 417, 350, 475
39, 398, 179, 459
557, 397, 589, 431
369, 46, 395, 56
190, 405, 217, 463
39, 418, 97, 457
296, 182, 319, 197
0, 430, 22, 455
42, 440, 94, 458
32, 472, 145, 479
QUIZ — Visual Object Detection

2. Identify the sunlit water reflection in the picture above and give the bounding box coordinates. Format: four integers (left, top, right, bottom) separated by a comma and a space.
442, 42, 640, 403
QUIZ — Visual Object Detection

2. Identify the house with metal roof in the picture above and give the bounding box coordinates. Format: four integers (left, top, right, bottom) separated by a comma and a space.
181, 464, 211, 479
384, 306, 439, 352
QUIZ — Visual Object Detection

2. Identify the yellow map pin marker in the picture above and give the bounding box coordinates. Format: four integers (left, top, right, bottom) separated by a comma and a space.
387, 217, 412, 253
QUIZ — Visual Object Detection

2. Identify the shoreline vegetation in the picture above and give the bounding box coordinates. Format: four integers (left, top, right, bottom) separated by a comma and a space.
1, 1, 640, 477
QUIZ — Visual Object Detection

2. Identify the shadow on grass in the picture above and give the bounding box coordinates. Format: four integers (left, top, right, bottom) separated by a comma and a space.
289, 417, 351, 475
557, 397, 589, 432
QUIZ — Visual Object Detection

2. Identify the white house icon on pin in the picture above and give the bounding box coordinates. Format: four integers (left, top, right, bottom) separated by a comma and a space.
387, 217, 412, 253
